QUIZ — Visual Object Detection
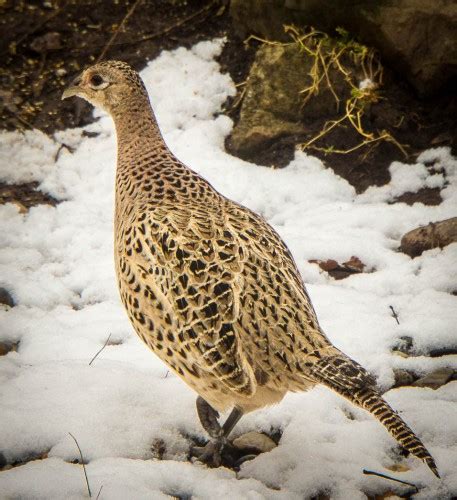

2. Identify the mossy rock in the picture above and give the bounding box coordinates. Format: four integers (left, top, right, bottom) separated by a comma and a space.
226, 41, 360, 161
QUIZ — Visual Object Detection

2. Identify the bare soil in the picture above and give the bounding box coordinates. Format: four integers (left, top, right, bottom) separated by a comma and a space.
0, 0, 233, 133
0, 0, 455, 205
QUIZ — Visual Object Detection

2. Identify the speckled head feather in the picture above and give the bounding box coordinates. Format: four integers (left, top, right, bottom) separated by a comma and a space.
96, 60, 148, 95
62, 60, 148, 113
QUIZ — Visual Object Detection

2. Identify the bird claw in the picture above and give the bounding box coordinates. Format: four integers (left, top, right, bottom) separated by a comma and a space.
233, 453, 257, 468
191, 439, 224, 467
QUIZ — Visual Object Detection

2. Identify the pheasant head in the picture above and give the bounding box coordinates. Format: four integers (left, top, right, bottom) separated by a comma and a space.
62, 60, 148, 114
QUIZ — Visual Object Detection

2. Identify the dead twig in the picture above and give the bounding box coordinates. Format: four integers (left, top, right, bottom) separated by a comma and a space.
68, 433, 92, 498
95, 485, 103, 500
42, 1, 219, 56
227, 83, 247, 113
137, 0, 218, 44
389, 306, 400, 325
363, 468, 418, 493
96, 0, 218, 60
97, 0, 143, 62
54, 143, 75, 162
89, 333, 112, 366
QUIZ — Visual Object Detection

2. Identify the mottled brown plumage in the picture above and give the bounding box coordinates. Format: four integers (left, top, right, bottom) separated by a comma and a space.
62, 60, 439, 477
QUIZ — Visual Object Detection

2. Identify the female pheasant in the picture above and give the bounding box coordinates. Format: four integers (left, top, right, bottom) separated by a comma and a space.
62, 60, 439, 476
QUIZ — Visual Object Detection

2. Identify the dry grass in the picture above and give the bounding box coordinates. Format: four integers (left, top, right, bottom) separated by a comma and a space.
245, 26, 407, 158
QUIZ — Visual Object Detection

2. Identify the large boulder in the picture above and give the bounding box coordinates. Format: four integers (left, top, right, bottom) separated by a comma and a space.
230, 0, 457, 96
226, 41, 360, 161
226, 43, 305, 159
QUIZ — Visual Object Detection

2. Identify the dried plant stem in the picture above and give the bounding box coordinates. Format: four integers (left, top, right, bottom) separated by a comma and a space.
363, 468, 418, 493
389, 306, 400, 325
69, 433, 92, 498
97, 0, 143, 62
89, 333, 112, 366
96, 485, 103, 500
138, 0, 218, 44
247, 25, 403, 157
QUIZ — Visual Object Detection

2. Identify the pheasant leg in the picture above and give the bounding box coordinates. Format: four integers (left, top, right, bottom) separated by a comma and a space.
196, 396, 223, 438
192, 397, 243, 467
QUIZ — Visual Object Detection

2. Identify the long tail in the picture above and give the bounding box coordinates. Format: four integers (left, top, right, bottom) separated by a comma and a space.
309, 353, 440, 478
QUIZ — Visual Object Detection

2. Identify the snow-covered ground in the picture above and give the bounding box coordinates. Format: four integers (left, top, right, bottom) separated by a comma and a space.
1, 39, 456, 499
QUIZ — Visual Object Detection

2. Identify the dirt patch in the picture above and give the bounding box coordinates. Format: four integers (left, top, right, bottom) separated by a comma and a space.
0, 448, 50, 470
1, 0, 455, 206
0, 181, 58, 210
0, 0, 231, 133
392, 187, 442, 206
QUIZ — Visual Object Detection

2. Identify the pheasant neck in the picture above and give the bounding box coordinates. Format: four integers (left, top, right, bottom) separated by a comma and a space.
112, 98, 168, 161
112, 96, 178, 208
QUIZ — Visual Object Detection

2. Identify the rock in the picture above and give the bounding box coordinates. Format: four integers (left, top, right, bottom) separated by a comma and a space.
374, 493, 403, 500
232, 431, 277, 453
226, 41, 358, 162
230, 0, 292, 42
391, 336, 415, 356
429, 346, 457, 357
30, 32, 62, 53
393, 369, 416, 387
0, 287, 15, 307
0, 342, 19, 356
230, 0, 457, 96
150, 438, 166, 460
312, 494, 331, 500
400, 217, 457, 257
226, 44, 305, 161
412, 368, 455, 389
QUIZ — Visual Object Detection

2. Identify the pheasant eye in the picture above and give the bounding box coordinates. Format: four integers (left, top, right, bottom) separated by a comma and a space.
90, 74, 104, 87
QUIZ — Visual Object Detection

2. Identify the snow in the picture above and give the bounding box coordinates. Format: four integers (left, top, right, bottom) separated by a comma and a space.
358, 78, 376, 91
1, 39, 456, 499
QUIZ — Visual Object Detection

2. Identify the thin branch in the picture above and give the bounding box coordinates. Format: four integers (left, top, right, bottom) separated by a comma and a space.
97, 0, 143, 62
69, 433, 92, 498
96, 485, 103, 500
54, 143, 75, 162
89, 333, 112, 366
389, 306, 400, 325
136, 0, 217, 44
363, 469, 418, 493
35, 1, 218, 57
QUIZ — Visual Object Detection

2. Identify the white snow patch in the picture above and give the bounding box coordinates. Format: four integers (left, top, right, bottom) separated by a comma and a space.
358, 78, 376, 91
1, 38, 456, 498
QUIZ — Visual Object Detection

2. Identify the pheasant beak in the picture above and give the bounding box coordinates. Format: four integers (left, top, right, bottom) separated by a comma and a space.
62, 74, 83, 100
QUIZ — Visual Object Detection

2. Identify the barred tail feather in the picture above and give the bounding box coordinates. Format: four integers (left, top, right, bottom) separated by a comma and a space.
353, 387, 439, 478
309, 353, 439, 478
